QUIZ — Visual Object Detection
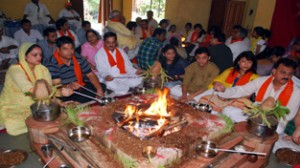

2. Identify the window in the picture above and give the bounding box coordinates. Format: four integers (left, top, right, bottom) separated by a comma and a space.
132, 0, 166, 21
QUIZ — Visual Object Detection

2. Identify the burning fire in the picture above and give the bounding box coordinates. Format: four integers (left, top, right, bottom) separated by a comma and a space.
120, 89, 174, 139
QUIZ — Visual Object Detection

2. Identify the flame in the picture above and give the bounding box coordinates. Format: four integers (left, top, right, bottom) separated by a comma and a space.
121, 89, 172, 138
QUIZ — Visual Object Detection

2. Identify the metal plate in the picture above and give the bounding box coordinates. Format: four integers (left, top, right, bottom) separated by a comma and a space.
0, 149, 28, 167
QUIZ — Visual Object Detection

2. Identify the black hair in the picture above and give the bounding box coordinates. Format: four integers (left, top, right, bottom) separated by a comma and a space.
126, 21, 137, 30
56, 36, 75, 48
253, 26, 264, 37
85, 29, 100, 40
81, 20, 91, 27
212, 32, 226, 43
195, 47, 210, 56
159, 44, 180, 68
232, 25, 243, 30
273, 58, 297, 70
55, 18, 68, 30
185, 22, 192, 28
25, 44, 42, 56
159, 19, 168, 26
267, 46, 285, 58
152, 28, 166, 37
21, 19, 31, 25
168, 24, 176, 32
103, 32, 117, 41
193, 23, 206, 38
263, 29, 271, 39
233, 51, 257, 74
141, 19, 149, 24
43, 27, 56, 37
239, 28, 248, 39
169, 37, 179, 46
207, 25, 221, 35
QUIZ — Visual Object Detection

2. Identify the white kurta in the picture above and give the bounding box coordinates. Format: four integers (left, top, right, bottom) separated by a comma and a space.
148, 19, 158, 33
227, 40, 250, 61
225, 36, 251, 48
14, 29, 43, 44
24, 2, 51, 25
56, 30, 80, 48
59, 9, 81, 31
0, 36, 19, 62
94, 47, 142, 95
217, 76, 300, 134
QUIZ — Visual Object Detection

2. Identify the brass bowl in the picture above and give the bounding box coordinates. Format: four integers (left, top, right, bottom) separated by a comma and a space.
68, 126, 91, 142
195, 140, 218, 158
142, 146, 157, 158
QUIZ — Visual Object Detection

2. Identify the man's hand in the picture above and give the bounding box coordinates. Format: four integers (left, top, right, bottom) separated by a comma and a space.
213, 82, 226, 92
292, 127, 300, 145
135, 69, 143, 75
67, 82, 81, 90
106, 75, 114, 81
96, 88, 104, 98
61, 87, 73, 97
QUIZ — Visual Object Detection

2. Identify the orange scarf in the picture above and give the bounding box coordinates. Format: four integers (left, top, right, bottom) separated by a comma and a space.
190, 31, 199, 43
141, 29, 147, 39
230, 38, 243, 44
225, 69, 253, 86
104, 47, 126, 74
58, 30, 75, 41
255, 76, 294, 106
53, 50, 85, 86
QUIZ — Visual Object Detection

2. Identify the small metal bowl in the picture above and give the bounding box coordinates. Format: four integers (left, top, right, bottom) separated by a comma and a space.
142, 146, 157, 158
195, 140, 218, 158
68, 126, 91, 142
197, 104, 212, 113
99, 97, 116, 105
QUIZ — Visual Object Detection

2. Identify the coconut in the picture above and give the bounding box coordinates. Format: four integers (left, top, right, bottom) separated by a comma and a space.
261, 97, 276, 111
33, 79, 52, 100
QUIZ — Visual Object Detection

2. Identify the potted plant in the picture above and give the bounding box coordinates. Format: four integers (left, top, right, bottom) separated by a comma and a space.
27, 79, 60, 122
243, 97, 290, 137
142, 62, 171, 90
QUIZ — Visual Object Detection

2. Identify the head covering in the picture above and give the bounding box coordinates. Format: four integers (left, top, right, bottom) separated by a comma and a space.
19, 43, 45, 83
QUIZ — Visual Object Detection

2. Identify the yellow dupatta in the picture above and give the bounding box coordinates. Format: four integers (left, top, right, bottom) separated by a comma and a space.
18, 43, 46, 84
251, 36, 262, 53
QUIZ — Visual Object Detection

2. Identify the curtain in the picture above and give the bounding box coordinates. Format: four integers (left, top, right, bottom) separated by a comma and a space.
70, 0, 84, 18
269, 0, 300, 47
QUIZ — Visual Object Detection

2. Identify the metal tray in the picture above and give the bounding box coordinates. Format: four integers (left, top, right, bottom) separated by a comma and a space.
0, 149, 28, 167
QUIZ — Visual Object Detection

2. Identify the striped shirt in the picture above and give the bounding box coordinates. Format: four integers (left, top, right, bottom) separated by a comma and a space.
44, 53, 92, 84
137, 37, 163, 70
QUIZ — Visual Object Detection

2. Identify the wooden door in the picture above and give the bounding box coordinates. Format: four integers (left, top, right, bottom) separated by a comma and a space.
223, 0, 246, 36
70, 0, 84, 18
208, 0, 245, 37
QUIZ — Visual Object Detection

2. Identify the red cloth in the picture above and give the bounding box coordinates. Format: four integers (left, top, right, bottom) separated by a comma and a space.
58, 30, 75, 41
255, 76, 294, 106
104, 47, 126, 74
269, 0, 300, 47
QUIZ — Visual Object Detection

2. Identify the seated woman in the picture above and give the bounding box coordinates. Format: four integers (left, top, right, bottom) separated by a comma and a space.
251, 26, 267, 55
194, 51, 258, 112
81, 29, 103, 75
152, 44, 188, 88
0, 43, 71, 136
257, 46, 285, 76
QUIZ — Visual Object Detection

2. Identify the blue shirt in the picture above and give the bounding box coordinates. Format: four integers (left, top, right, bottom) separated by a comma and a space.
160, 57, 188, 79
44, 52, 92, 84
38, 39, 56, 64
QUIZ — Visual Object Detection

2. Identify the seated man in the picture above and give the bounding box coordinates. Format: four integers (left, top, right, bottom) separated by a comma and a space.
44, 36, 104, 103
76, 20, 92, 45
137, 28, 166, 70
59, 1, 81, 31
23, 0, 55, 28
214, 58, 300, 135
95, 32, 143, 95
170, 47, 220, 101
136, 19, 151, 40
14, 19, 43, 44
0, 27, 18, 69
55, 18, 80, 48
38, 27, 57, 64
105, 10, 140, 59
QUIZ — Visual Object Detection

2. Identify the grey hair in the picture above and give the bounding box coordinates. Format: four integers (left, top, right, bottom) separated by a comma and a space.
109, 10, 120, 19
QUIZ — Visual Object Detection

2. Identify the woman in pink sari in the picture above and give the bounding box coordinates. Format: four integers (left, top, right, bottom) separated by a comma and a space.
81, 29, 103, 74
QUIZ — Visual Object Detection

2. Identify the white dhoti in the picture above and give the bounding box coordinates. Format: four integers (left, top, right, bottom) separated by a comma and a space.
106, 66, 142, 95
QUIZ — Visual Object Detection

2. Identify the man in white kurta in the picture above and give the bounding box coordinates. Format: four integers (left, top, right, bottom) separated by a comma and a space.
213, 58, 300, 135
59, 2, 81, 31
0, 27, 19, 65
95, 32, 143, 95
23, 0, 55, 26
14, 19, 43, 44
